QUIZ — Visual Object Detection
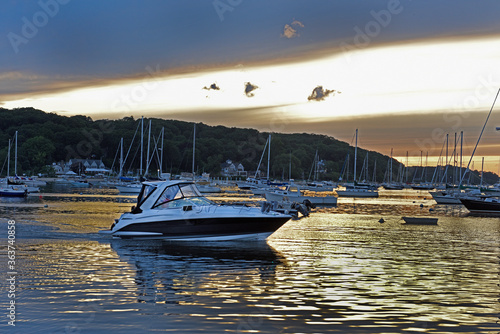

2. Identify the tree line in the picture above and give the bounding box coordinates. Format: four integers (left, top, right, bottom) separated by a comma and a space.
1, 107, 496, 184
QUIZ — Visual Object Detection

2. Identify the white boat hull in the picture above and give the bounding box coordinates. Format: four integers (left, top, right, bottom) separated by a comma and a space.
115, 184, 142, 194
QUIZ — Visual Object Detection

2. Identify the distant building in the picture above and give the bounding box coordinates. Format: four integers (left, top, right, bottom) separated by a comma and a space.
220, 159, 247, 177
52, 159, 110, 175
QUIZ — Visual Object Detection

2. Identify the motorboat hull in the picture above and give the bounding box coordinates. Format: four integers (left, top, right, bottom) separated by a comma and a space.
110, 208, 291, 240
460, 197, 500, 216
108, 214, 290, 240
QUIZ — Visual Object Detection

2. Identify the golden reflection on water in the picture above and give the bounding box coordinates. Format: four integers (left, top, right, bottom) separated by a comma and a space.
0, 188, 498, 333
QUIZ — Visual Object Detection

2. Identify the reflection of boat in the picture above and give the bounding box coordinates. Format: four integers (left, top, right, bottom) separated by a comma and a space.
402, 217, 438, 225
106, 239, 283, 305
100, 180, 292, 240
264, 185, 337, 206
109, 238, 283, 263
459, 197, 500, 216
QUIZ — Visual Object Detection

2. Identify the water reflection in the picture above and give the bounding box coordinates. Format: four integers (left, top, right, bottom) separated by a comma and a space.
1, 188, 499, 333
109, 240, 284, 305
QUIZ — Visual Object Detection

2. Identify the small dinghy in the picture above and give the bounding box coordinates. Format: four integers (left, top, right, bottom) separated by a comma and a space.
401, 217, 438, 225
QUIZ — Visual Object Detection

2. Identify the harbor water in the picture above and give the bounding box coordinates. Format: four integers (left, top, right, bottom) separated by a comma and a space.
0, 186, 499, 333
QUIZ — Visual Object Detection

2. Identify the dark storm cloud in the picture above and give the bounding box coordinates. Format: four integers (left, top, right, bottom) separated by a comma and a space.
1, 0, 500, 97
244, 82, 258, 97
203, 83, 220, 91
3, 0, 500, 78
307, 86, 336, 101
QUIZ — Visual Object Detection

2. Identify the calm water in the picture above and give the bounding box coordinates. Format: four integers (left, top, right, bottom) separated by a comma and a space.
0, 187, 499, 333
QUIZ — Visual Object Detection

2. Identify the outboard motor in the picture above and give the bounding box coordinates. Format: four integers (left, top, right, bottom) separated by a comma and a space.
261, 201, 271, 213
302, 199, 315, 210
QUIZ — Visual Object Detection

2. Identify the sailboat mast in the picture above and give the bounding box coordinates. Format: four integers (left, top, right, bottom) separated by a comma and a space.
140, 116, 144, 176
354, 128, 358, 183
390, 148, 393, 184
7, 139, 11, 177
445, 134, 448, 184
119, 137, 123, 177
453, 132, 457, 185
480, 157, 484, 186
14, 131, 17, 176
145, 119, 152, 176
267, 134, 271, 180
460, 130, 463, 183
160, 127, 164, 178
192, 124, 196, 179
405, 151, 408, 183
460, 88, 500, 186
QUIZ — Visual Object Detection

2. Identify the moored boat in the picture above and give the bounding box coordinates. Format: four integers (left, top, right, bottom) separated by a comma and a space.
264, 185, 337, 206
100, 180, 292, 240
335, 185, 379, 198
114, 183, 142, 194
430, 191, 462, 205
0, 186, 27, 197
402, 217, 438, 225
459, 197, 500, 216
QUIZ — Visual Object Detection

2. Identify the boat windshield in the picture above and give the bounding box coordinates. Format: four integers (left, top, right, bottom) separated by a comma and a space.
137, 183, 157, 206
153, 183, 209, 209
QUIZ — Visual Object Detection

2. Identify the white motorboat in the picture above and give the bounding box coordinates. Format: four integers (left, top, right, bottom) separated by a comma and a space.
335, 185, 379, 198
114, 183, 142, 194
301, 181, 335, 192
429, 191, 462, 204
264, 185, 337, 206
100, 180, 292, 240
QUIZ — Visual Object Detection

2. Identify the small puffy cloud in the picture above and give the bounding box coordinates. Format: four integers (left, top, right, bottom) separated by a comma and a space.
282, 20, 304, 39
203, 83, 220, 90
307, 86, 337, 101
244, 82, 258, 97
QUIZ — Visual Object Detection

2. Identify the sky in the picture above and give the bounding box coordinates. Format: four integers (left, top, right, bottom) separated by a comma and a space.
2, 0, 500, 172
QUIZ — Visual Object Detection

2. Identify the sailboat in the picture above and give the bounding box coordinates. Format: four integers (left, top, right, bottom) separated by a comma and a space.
237, 134, 286, 192
1, 131, 36, 197
336, 129, 379, 198
302, 150, 335, 191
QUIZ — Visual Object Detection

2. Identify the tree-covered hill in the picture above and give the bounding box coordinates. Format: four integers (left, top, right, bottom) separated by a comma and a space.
1, 107, 495, 184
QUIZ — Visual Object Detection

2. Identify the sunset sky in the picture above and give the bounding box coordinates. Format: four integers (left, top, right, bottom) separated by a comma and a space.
2, 0, 500, 172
